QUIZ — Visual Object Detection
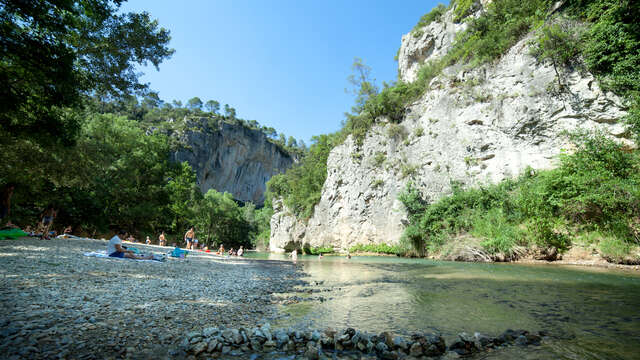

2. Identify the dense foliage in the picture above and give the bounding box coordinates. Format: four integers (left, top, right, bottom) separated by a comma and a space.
4, 109, 265, 249
0, 1, 298, 248
399, 134, 640, 261
267, 133, 339, 219
0, 0, 173, 145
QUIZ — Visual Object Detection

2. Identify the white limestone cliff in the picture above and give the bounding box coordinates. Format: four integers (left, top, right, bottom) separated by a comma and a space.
270, 4, 631, 253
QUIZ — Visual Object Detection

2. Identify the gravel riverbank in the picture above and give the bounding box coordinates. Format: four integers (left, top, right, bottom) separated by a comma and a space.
0, 237, 306, 359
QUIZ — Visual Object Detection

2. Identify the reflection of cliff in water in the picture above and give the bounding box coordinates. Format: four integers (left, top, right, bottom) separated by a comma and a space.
248, 253, 640, 359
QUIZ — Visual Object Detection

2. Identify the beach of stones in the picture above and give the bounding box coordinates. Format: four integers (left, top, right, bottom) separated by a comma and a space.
0, 237, 546, 359
0, 237, 305, 359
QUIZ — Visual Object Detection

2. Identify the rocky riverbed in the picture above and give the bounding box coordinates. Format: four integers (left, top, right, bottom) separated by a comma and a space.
181, 323, 546, 359
0, 237, 306, 359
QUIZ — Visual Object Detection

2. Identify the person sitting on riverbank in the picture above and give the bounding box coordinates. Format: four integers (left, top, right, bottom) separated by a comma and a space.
145, 236, 151, 245
63, 226, 72, 235
108, 230, 152, 260
237, 246, 244, 257
218, 244, 225, 255
159, 232, 166, 246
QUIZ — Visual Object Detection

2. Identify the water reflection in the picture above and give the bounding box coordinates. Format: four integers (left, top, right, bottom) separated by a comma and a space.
245, 253, 640, 359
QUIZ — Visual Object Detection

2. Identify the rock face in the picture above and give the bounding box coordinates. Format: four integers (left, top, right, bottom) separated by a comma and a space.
172, 119, 294, 204
397, 6, 468, 84
270, 4, 631, 252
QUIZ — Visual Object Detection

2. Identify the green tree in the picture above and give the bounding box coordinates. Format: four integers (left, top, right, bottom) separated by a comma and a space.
531, 22, 584, 88
192, 189, 252, 248
142, 92, 163, 109
345, 57, 379, 115
0, 0, 174, 144
166, 162, 201, 234
267, 133, 339, 219
205, 100, 220, 114
287, 136, 297, 148
187, 97, 203, 111
223, 104, 237, 119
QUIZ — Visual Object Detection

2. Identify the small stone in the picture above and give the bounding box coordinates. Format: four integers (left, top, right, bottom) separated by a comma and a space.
515, 335, 528, 346
474, 332, 493, 348
311, 330, 321, 342
393, 336, 407, 350
380, 331, 394, 348
232, 329, 243, 344
366, 340, 375, 353
192, 341, 207, 355
376, 342, 389, 352
221, 345, 231, 354
357, 341, 367, 351
525, 333, 542, 345
207, 339, 218, 353
381, 350, 398, 360
221, 329, 234, 341
304, 343, 319, 360
187, 331, 201, 341
203, 327, 218, 338
409, 342, 423, 357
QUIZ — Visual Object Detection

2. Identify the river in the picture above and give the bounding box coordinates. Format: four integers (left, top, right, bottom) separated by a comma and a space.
245, 252, 640, 359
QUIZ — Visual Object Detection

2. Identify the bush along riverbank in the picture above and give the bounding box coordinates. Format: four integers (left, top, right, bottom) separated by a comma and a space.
397, 133, 640, 265
180, 322, 547, 359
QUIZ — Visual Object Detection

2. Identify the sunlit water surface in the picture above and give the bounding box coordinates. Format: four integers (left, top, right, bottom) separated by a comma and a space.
245, 252, 640, 359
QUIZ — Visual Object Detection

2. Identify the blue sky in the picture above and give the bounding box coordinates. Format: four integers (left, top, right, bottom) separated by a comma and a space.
121, 0, 444, 144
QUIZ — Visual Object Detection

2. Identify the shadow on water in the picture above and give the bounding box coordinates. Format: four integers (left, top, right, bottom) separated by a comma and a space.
247, 253, 640, 359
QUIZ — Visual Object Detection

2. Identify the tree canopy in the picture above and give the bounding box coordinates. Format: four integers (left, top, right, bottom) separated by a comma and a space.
0, 0, 174, 144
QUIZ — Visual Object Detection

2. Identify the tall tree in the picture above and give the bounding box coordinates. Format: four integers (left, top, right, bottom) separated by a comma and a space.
187, 97, 203, 111
0, 0, 175, 144
223, 104, 237, 119
287, 136, 297, 148
205, 100, 220, 114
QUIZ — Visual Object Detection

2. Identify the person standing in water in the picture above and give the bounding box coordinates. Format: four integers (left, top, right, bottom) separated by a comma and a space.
159, 231, 166, 246
291, 249, 298, 264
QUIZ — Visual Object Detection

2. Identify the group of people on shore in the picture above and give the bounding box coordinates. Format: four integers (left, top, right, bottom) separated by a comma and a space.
182, 227, 244, 256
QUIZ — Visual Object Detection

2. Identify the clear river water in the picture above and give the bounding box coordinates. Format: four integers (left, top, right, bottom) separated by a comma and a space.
245, 252, 640, 359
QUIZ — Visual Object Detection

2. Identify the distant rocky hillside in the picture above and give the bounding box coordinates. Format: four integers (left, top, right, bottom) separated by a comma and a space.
171, 118, 295, 204
270, 1, 631, 253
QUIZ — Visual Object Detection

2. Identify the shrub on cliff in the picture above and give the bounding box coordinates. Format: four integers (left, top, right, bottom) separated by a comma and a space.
266, 133, 339, 219
399, 134, 640, 260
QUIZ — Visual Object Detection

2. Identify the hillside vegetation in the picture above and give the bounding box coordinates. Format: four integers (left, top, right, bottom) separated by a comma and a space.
0, 1, 296, 247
